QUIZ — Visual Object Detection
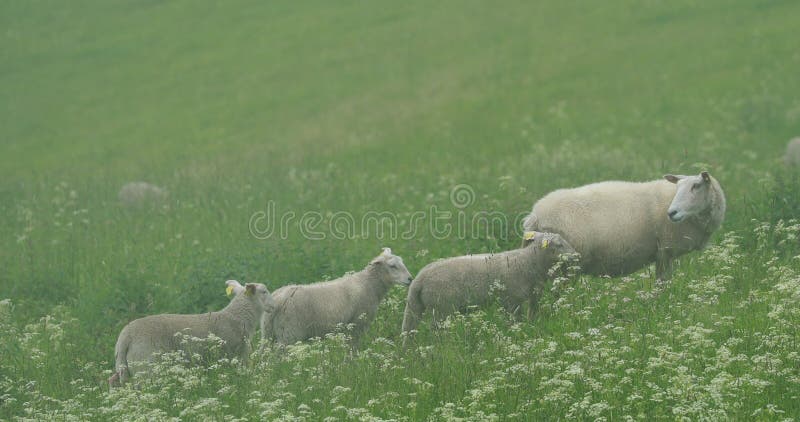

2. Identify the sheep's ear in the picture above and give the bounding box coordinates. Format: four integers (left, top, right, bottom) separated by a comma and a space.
663, 174, 682, 184
225, 280, 244, 296
701, 171, 711, 182
371, 247, 392, 264
245, 283, 256, 296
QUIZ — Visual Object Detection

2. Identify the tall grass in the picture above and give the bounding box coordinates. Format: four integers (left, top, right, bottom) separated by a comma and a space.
2, 0, 800, 419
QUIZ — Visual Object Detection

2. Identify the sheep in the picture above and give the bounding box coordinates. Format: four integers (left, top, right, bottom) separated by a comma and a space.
262, 248, 412, 347
401, 232, 576, 339
784, 137, 800, 166
108, 280, 275, 387
521, 171, 726, 280
118, 182, 168, 207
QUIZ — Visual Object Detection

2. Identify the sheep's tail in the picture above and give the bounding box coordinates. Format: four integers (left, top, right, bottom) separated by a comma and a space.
109, 328, 132, 388
401, 282, 425, 346
521, 212, 539, 247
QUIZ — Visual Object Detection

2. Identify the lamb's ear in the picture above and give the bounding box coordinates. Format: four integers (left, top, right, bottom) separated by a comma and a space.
225, 280, 244, 296
245, 283, 256, 296
701, 171, 711, 183
664, 174, 682, 184
371, 247, 392, 264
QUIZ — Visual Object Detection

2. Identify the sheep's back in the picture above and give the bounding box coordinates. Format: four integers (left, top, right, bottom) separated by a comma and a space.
122, 314, 218, 364
271, 281, 361, 341
416, 252, 526, 309
527, 180, 674, 275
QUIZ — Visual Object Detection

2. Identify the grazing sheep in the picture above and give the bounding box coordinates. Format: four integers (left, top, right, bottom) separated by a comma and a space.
785, 137, 800, 166
118, 182, 168, 207
262, 248, 412, 346
108, 281, 275, 387
401, 232, 576, 338
522, 171, 726, 280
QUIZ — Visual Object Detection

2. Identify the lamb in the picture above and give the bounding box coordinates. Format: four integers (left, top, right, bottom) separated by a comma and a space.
118, 181, 168, 207
108, 280, 275, 387
521, 171, 726, 280
401, 232, 576, 338
262, 248, 412, 346
785, 137, 800, 166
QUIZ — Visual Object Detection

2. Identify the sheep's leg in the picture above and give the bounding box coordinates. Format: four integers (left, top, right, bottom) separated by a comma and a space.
503, 298, 525, 321
108, 372, 121, 389
347, 333, 361, 354
655, 251, 673, 281
430, 310, 444, 328
526, 298, 539, 320
271, 342, 288, 359
526, 284, 545, 321
401, 291, 425, 346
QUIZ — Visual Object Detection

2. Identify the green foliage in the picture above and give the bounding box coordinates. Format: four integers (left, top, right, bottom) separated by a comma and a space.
2, 0, 800, 419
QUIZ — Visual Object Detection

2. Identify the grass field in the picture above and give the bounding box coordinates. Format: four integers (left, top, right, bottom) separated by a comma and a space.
2, 0, 800, 419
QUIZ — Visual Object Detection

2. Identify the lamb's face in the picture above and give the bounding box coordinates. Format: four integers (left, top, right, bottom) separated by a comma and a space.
664, 171, 714, 223
524, 231, 580, 261
245, 283, 276, 313
386, 255, 413, 286
536, 232, 577, 259
229, 281, 276, 312
371, 248, 413, 286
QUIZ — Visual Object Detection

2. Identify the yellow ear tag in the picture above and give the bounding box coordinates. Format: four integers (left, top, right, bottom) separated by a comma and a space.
541, 239, 549, 249
226, 285, 234, 297
523, 231, 536, 241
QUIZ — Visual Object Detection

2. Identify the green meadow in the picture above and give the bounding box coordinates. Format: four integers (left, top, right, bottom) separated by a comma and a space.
2, 0, 800, 419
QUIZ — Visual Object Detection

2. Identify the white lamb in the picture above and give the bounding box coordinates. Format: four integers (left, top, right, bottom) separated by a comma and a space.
109, 280, 274, 387
262, 248, 413, 346
118, 182, 168, 207
522, 171, 726, 280
785, 137, 800, 166
401, 232, 576, 338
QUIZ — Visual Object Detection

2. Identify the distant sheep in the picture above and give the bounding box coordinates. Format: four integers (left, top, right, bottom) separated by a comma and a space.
401, 232, 576, 338
263, 248, 412, 346
118, 182, 168, 207
109, 280, 274, 387
785, 137, 800, 166
522, 171, 726, 280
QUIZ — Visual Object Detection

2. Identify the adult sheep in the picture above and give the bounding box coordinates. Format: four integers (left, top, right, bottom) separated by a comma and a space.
118, 181, 168, 207
522, 171, 726, 280
784, 137, 800, 166
109, 281, 274, 387
262, 248, 413, 347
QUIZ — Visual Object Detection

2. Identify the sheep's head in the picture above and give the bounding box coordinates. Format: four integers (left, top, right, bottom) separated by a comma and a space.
370, 247, 413, 286
526, 232, 581, 279
525, 232, 576, 257
225, 280, 276, 312
664, 171, 716, 223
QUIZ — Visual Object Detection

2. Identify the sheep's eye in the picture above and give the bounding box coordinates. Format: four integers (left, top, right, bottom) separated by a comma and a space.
389, 264, 397, 269
691, 182, 702, 191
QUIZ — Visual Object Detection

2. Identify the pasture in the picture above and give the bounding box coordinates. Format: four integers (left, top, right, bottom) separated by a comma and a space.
2, 0, 800, 419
